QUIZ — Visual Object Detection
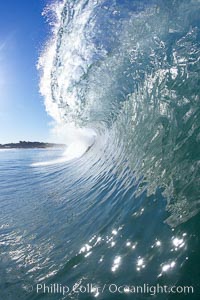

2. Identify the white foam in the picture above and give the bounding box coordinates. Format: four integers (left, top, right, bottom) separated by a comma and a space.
31, 128, 96, 167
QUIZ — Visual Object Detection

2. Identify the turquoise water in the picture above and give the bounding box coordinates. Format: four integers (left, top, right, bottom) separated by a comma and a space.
1, 0, 200, 298
0, 147, 199, 299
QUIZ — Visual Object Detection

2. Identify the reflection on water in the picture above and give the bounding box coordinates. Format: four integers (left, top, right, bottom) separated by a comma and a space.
0, 149, 199, 300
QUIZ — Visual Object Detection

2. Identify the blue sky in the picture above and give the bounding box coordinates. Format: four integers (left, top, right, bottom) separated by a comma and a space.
0, 0, 54, 143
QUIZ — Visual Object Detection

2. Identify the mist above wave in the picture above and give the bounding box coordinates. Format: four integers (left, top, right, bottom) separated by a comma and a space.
31, 128, 96, 166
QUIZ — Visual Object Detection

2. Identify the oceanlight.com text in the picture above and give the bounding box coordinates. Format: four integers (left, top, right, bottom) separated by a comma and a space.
34, 282, 194, 296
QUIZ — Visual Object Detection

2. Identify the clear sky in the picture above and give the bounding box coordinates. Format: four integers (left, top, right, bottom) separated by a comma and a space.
0, 0, 54, 143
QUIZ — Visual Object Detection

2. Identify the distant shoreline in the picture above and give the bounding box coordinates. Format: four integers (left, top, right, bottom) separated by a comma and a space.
0, 141, 66, 149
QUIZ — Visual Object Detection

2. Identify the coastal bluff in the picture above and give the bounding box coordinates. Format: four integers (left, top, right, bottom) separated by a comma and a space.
0, 141, 66, 149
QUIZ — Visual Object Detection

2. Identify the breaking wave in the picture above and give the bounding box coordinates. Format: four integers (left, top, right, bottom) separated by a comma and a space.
38, 0, 200, 227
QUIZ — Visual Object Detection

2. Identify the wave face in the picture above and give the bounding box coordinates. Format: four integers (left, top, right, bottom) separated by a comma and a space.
39, 0, 200, 227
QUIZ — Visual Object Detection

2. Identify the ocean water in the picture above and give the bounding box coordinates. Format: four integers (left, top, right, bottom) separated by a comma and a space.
1, 0, 200, 299
0, 146, 199, 300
